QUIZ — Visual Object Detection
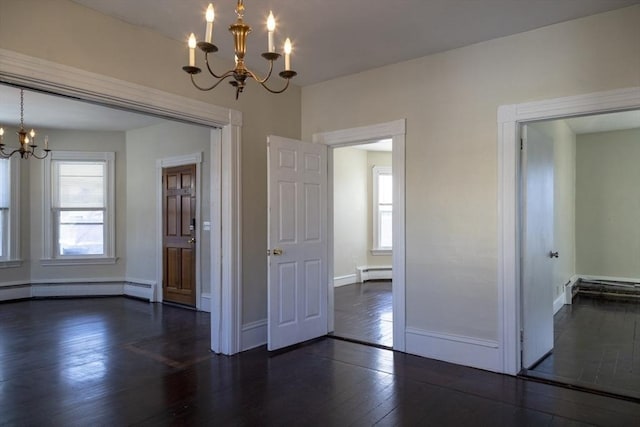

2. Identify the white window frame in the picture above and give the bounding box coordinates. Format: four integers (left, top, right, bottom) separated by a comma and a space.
0, 156, 21, 268
42, 151, 116, 265
371, 165, 392, 255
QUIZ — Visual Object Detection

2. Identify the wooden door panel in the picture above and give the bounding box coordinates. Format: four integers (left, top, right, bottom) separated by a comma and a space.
162, 164, 197, 307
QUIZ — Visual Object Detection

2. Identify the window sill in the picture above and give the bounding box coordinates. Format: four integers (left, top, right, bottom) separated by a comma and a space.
40, 257, 118, 266
0, 259, 23, 269
370, 249, 392, 256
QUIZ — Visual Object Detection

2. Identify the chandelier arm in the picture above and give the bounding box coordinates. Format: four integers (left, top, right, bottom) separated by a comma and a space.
257, 78, 292, 94
29, 149, 51, 160
244, 62, 275, 84
204, 53, 228, 79
190, 71, 235, 91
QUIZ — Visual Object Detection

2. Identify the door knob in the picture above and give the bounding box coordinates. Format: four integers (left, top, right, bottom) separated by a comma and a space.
549, 251, 559, 258
188, 237, 196, 244
271, 248, 283, 256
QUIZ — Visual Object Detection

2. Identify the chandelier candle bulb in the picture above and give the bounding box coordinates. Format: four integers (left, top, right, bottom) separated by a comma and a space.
44, 135, 49, 150
267, 11, 275, 52
205, 4, 214, 44
284, 38, 292, 70
188, 33, 197, 66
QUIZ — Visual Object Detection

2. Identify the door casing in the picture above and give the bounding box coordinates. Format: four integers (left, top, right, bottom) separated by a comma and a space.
313, 119, 406, 352
498, 86, 640, 375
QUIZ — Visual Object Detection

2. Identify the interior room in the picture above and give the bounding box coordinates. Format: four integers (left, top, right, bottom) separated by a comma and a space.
332, 140, 393, 348
522, 111, 640, 400
2, 0, 640, 424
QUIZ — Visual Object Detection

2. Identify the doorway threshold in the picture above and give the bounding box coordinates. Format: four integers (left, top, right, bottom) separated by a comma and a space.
328, 333, 393, 351
519, 369, 640, 404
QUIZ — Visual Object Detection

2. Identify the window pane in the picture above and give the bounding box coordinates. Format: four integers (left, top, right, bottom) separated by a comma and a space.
379, 207, 392, 248
0, 159, 9, 208
378, 174, 392, 204
58, 210, 104, 255
57, 162, 105, 208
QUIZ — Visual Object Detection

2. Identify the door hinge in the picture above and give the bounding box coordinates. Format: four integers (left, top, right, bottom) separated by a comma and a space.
520, 329, 524, 343
520, 139, 523, 150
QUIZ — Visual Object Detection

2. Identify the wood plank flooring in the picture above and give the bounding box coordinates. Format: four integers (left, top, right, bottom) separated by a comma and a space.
2, 297, 640, 425
333, 281, 393, 347
528, 294, 640, 400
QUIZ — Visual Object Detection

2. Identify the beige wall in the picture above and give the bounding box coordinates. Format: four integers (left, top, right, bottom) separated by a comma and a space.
333, 147, 368, 278
530, 120, 576, 299
366, 151, 393, 267
576, 128, 640, 278
0, 0, 301, 324
28, 129, 128, 281
125, 121, 212, 293
302, 6, 640, 341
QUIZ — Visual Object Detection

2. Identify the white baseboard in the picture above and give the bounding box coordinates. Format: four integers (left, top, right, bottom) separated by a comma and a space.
124, 281, 154, 300
334, 274, 357, 287
0, 283, 31, 301
578, 274, 640, 284
553, 293, 564, 315
405, 327, 500, 372
241, 318, 267, 351
200, 293, 211, 312
31, 281, 123, 298
357, 265, 392, 282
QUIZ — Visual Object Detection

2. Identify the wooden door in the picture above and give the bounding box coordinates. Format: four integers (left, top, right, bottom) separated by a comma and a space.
521, 125, 555, 369
162, 164, 196, 306
267, 135, 328, 351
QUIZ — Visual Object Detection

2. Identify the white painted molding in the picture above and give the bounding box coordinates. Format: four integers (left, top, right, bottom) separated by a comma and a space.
40, 257, 118, 266
0, 48, 242, 356
0, 284, 31, 301
497, 86, 640, 376
333, 274, 357, 287
0, 260, 23, 269
241, 319, 268, 351
200, 293, 211, 313
314, 119, 406, 352
553, 294, 565, 315
124, 282, 154, 301
31, 282, 124, 298
578, 274, 640, 284
406, 327, 501, 372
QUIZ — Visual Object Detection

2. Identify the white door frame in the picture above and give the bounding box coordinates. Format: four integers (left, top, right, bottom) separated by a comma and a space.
498, 86, 640, 375
0, 48, 243, 355
313, 119, 406, 352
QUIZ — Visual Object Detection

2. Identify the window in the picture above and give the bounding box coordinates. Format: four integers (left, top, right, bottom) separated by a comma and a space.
43, 152, 115, 264
0, 157, 20, 266
372, 165, 392, 254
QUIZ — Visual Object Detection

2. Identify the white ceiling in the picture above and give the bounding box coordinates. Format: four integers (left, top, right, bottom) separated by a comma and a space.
69, 0, 640, 86
564, 110, 640, 135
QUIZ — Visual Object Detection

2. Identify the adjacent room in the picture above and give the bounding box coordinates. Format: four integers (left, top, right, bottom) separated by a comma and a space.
521, 111, 640, 400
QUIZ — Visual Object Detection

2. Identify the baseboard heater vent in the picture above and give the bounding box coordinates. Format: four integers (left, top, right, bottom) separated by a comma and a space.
576, 279, 640, 300
356, 266, 392, 283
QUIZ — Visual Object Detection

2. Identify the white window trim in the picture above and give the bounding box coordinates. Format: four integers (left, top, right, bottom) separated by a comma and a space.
42, 151, 116, 265
372, 165, 392, 255
0, 156, 22, 268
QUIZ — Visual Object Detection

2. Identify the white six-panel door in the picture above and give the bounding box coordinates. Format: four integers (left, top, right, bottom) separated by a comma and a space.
267, 135, 328, 351
521, 125, 555, 368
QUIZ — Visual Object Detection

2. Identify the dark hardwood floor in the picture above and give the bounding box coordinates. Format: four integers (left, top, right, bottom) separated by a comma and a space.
333, 281, 393, 347
528, 294, 640, 400
2, 297, 640, 425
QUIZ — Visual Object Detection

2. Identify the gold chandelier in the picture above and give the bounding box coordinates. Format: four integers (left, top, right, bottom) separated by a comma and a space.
0, 89, 51, 160
182, 0, 297, 99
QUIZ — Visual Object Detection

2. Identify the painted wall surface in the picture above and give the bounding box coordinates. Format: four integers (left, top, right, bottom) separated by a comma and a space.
0, 0, 301, 324
576, 128, 640, 278
367, 151, 393, 267
333, 147, 368, 279
302, 6, 640, 343
28, 129, 127, 281
530, 120, 576, 299
125, 121, 212, 294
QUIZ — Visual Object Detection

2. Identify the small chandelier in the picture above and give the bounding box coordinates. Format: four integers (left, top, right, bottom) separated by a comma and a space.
0, 89, 51, 160
182, 0, 297, 99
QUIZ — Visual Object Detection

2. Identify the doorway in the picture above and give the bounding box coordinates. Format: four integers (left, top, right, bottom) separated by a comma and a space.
331, 140, 393, 347
162, 164, 197, 307
519, 110, 640, 400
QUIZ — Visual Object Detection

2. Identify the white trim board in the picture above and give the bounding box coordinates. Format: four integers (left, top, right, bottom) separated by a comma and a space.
498, 86, 640, 375
357, 266, 392, 282
406, 327, 501, 372
240, 319, 268, 351
334, 274, 357, 287
0, 48, 241, 355
314, 119, 406, 351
